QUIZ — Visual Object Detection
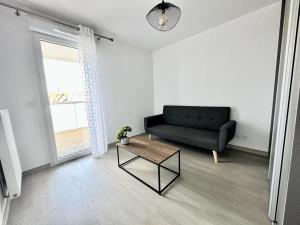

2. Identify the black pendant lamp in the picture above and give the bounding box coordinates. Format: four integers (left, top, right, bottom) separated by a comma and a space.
146, 0, 181, 32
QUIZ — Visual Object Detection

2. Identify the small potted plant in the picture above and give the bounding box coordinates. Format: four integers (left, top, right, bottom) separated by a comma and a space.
117, 126, 132, 145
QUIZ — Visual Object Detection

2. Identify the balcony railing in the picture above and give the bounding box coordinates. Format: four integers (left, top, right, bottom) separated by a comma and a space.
50, 101, 88, 133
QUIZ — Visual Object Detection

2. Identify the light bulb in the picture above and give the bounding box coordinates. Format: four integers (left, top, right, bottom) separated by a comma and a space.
159, 13, 168, 26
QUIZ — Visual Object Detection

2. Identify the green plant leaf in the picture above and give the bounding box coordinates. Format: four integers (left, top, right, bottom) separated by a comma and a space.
117, 126, 132, 140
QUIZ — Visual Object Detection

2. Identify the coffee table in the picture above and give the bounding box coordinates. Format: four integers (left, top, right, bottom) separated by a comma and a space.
116, 135, 181, 195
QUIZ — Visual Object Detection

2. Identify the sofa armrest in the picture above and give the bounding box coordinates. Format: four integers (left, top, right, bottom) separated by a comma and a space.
144, 114, 164, 133
217, 120, 236, 152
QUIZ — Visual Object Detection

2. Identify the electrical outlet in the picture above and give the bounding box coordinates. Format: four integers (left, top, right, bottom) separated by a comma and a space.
241, 135, 248, 140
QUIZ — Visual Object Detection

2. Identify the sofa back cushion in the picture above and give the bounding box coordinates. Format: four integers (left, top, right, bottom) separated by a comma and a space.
163, 105, 230, 131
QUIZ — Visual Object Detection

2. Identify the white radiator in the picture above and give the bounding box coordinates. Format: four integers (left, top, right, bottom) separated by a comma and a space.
0, 110, 22, 199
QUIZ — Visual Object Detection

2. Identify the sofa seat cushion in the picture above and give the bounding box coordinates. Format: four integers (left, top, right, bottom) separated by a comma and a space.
148, 124, 218, 150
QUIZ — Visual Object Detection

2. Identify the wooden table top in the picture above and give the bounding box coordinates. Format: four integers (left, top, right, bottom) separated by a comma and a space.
116, 135, 180, 165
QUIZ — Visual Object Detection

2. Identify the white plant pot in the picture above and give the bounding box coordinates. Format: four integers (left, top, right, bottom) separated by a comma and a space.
121, 137, 129, 145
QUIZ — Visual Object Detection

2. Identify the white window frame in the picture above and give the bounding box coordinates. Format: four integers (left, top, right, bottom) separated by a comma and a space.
32, 32, 91, 166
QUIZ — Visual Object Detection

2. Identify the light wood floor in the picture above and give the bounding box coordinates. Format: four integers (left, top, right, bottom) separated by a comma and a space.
8, 136, 271, 225
55, 127, 90, 157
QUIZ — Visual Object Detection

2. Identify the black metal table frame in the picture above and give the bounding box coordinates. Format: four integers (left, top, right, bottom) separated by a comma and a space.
117, 146, 180, 195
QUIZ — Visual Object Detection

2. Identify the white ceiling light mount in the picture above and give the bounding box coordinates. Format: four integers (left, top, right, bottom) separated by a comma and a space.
146, 0, 181, 32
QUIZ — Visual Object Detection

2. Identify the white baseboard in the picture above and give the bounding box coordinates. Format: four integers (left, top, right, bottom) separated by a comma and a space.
109, 133, 269, 158
22, 163, 51, 177
108, 141, 118, 149
228, 144, 269, 157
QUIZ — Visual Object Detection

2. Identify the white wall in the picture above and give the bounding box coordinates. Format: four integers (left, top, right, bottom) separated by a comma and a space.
98, 40, 153, 143
0, 8, 52, 171
0, 6, 153, 171
153, 2, 281, 152
0, 0, 280, 172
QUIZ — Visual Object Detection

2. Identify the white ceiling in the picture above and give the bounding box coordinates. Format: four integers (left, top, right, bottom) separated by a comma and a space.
17, 0, 280, 50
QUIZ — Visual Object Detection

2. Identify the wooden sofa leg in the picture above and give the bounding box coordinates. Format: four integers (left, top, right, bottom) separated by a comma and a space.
213, 151, 218, 163
148, 134, 152, 140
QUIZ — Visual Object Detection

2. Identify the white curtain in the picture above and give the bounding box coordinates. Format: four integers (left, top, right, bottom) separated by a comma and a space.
78, 25, 107, 158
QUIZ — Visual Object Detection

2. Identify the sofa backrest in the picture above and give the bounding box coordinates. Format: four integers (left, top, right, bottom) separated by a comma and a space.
163, 105, 230, 131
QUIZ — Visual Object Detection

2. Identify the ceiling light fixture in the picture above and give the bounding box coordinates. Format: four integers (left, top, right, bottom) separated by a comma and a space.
146, 0, 181, 32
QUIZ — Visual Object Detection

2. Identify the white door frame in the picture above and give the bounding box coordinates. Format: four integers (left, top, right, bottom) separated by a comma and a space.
268, 0, 300, 223
32, 32, 91, 166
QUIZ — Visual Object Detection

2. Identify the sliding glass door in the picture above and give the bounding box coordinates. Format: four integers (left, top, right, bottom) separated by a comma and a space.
38, 38, 91, 162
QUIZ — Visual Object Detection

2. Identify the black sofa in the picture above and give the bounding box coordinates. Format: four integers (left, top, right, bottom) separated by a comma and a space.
144, 105, 236, 162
